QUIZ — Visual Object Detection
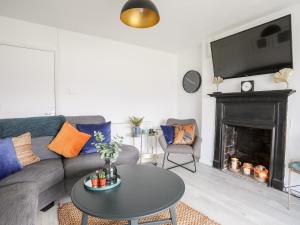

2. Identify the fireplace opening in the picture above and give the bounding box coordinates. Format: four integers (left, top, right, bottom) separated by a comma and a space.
223, 125, 272, 183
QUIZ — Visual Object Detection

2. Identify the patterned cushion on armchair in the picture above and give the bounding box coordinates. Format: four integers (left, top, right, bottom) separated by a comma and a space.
173, 124, 196, 145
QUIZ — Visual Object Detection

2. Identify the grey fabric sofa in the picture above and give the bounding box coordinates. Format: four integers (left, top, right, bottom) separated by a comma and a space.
0, 115, 139, 225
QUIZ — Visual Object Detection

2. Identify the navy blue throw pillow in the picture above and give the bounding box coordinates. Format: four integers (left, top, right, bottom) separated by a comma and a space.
160, 125, 175, 145
0, 138, 22, 180
77, 122, 111, 154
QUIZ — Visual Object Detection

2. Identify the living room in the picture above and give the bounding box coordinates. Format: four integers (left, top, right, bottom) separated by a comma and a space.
0, 0, 300, 225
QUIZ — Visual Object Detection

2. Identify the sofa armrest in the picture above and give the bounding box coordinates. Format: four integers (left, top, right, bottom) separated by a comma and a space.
158, 135, 168, 151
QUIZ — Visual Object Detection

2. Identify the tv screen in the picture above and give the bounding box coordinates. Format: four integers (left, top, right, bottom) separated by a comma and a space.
210, 15, 293, 79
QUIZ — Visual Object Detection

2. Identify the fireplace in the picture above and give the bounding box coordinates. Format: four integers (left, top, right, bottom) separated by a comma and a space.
223, 125, 272, 171
209, 90, 295, 190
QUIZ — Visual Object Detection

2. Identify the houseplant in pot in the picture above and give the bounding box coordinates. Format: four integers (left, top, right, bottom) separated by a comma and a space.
99, 170, 107, 187
94, 131, 123, 185
99, 170, 106, 187
90, 175, 99, 188
129, 116, 144, 137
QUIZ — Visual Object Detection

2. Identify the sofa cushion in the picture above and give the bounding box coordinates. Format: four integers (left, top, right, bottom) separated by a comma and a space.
12, 132, 40, 167
63, 144, 139, 178
0, 137, 22, 180
0, 115, 65, 138
48, 122, 91, 158
173, 124, 196, 145
31, 136, 62, 160
166, 144, 194, 154
0, 182, 38, 225
0, 159, 64, 193
117, 144, 140, 165
161, 125, 175, 144
77, 121, 112, 154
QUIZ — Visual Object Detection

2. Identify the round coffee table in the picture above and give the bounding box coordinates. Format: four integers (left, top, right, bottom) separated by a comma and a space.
71, 165, 185, 225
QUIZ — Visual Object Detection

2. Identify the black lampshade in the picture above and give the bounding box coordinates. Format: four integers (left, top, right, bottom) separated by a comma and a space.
120, 0, 160, 28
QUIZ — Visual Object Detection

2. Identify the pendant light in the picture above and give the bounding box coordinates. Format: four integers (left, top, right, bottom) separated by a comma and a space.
120, 0, 160, 28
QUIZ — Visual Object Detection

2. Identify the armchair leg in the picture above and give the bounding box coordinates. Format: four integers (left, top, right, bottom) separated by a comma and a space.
163, 153, 197, 173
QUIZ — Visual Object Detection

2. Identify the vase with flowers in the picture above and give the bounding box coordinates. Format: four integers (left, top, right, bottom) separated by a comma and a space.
94, 131, 123, 185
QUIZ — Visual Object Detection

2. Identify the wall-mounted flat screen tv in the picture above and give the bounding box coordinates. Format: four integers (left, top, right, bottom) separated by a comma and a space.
210, 15, 293, 79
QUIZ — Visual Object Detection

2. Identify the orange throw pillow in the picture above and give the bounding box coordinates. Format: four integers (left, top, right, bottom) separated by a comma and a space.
48, 122, 91, 158
173, 124, 196, 145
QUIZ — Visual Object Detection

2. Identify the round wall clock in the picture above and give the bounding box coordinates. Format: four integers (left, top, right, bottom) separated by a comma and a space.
182, 70, 202, 93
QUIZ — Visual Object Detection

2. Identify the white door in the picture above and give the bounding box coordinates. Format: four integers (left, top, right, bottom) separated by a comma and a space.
0, 44, 55, 118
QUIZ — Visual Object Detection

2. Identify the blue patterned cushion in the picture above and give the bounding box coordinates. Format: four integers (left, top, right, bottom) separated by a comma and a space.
76, 122, 111, 154
0, 138, 22, 180
161, 125, 175, 144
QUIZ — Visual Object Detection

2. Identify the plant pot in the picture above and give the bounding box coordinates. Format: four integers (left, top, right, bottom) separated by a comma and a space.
103, 159, 118, 186
132, 126, 141, 137
99, 178, 106, 187
91, 178, 99, 188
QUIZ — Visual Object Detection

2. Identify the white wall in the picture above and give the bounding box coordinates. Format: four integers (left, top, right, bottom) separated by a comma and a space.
177, 46, 203, 158
178, 4, 300, 189
0, 16, 57, 50
0, 16, 178, 127
56, 30, 178, 125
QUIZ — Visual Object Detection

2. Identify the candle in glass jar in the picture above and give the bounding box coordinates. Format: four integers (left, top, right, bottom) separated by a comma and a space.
243, 167, 251, 175
242, 163, 253, 176
259, 171, 268, 179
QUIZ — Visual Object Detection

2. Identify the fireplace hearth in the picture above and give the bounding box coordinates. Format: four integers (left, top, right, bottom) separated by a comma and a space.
209, 90, 295, 190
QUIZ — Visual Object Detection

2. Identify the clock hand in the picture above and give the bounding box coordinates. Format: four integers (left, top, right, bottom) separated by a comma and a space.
186, 78, 196, 85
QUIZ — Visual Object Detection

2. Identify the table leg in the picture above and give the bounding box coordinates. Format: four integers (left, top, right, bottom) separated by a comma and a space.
129, 218, 139, 225
169, 205, 177, 225
81, 213, 88, 225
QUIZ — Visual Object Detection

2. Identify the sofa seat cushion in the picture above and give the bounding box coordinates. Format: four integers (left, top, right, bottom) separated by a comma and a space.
117, 144, 140, 165
0, 159, 64, 193
64, 144, 139, 178
166, 144, 194, 154
0, 182, 38, 225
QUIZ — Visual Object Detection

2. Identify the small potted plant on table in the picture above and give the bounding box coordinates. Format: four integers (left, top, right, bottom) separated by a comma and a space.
99, 170, 106, 187
129, 116, 144, 137
90, 175, 99, 188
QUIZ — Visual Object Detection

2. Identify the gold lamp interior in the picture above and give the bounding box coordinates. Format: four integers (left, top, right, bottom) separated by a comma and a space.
120, 0, 160, 28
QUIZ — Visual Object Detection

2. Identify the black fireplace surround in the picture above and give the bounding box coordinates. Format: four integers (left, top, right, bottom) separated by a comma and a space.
209, 90, 295, 190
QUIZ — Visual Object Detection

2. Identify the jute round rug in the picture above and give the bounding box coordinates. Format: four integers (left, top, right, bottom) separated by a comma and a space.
58, 201, 219, 225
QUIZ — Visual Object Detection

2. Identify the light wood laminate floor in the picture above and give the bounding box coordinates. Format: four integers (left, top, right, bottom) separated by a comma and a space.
38, 155, 300, 225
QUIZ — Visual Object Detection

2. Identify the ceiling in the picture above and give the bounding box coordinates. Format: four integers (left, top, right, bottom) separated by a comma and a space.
0, 0, 298, 53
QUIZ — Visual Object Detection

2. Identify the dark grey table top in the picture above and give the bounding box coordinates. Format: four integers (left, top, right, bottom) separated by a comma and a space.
71, 165, 185, 220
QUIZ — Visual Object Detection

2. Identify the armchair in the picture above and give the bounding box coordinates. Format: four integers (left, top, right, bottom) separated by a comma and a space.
159, 118, 200, 173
